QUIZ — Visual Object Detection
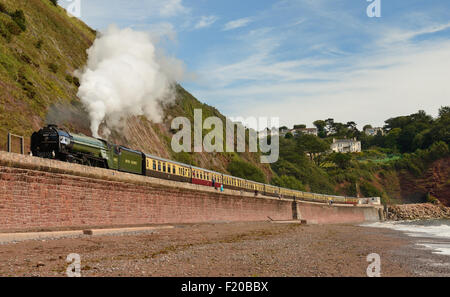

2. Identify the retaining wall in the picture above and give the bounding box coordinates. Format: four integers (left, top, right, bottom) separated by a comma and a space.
0, 152, 382, 232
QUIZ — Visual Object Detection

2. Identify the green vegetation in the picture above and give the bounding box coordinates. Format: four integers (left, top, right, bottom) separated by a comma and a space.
271, 175, 305, 191
227, 158, 266, 183
48, 62, 58, 73
272, 107, 449, 203
0, 0, 96, 149
10, 9, 26, 31
35, 39, 43, 49
270, 136, 335, 194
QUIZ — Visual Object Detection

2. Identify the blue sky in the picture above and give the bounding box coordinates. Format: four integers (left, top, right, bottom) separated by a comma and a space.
61, 0, 450, 129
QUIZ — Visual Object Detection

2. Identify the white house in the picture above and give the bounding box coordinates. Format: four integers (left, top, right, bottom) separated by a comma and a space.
364, 127, 384, 136
330, 138, 361, 153
294, 128, 318, 136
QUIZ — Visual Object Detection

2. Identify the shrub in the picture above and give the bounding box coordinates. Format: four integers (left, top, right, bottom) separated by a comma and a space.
72, 76, 80, 87
17, 68, 36, 99
343, 182, 357, 197
227, 159, 266, 183
360, 181, 382, 198
329, 153, 352, 169
426, 193, 439, 205
65, 74, 73, 84
6, 21, 21, 35
0, 3, 6, 13
48, 63, 59, 73
173, 152, 196, 167
10, 10, 26, 31
0, 20, 11, 42
17, 54, 31, 65
271, 175, 305, 191
35, 39, 43, 49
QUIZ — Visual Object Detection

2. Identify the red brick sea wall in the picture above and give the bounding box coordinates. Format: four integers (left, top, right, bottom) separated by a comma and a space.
0, 152, 382, 231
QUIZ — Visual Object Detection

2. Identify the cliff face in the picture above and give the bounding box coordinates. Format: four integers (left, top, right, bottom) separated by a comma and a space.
423, 158, 450, 206
0, 0, 271, 177
372, 157, 450, 206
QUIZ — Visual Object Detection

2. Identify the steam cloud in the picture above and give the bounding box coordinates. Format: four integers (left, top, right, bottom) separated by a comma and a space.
76, 25, 185, 138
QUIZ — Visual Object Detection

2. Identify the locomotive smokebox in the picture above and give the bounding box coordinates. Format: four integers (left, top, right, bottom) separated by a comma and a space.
31, 125, 70, 158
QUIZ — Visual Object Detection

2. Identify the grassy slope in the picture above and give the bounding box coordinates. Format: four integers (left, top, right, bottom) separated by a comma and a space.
0, 0, 94, 143
0, 0, 271, 178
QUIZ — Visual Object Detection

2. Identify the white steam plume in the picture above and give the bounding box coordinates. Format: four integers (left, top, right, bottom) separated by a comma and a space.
76, 25, 184, 138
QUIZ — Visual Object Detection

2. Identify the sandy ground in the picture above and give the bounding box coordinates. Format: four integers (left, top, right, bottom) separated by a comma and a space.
0, 221, 448, 277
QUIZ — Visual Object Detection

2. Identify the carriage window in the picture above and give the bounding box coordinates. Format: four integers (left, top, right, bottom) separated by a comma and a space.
153, 160, 156, 170
167, 164, 171, 173
173, 166, 176, 174
158, 162, 161, 171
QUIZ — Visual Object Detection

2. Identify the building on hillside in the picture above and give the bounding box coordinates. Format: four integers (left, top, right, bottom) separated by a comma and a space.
293, 128, 318, 136
277, 128, 289, 137
330, 138, 361, 153
278, 127, 318, 137
364, 127, 384, 136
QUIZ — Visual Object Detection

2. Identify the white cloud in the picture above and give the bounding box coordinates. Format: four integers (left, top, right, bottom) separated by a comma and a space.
159, 0, 188, 17
378, 22, 450, 46
190, 27, 450, 129
223, 17, 253, 31
194, 15, 218, 29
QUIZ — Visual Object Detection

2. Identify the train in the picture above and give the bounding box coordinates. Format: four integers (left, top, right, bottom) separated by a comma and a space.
30, 124, 360, 205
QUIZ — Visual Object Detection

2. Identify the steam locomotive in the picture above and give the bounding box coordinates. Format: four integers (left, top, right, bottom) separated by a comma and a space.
31, 125, 360, 205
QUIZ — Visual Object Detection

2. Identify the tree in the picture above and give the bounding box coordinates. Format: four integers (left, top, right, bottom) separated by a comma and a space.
293, 124, 306, 129
325, 118, 335, 134
363, 124, 373, 131
438, 106, 450, 118
384, 128, 401, 150
329, 153, 352, 169
297, 134, 329, 165
346, 121, 357, 130
313, 120, 327, 138
50, 0, 58, 6
430, 106, 450, 145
